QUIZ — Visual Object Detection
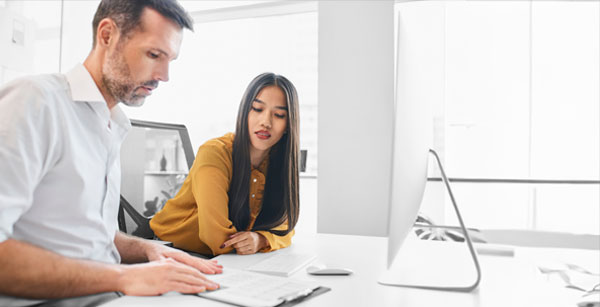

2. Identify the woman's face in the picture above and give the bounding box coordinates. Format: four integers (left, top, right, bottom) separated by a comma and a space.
247, 85, 288, 156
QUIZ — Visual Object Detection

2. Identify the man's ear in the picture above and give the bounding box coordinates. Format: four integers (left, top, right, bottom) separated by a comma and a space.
96, 18, 119, 48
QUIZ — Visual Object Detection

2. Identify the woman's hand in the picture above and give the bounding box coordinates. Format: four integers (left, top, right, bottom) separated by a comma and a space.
221, 232, 269, 255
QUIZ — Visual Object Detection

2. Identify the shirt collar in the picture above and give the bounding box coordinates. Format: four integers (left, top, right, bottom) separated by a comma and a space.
252, 153, 270, 174
110, 105, 132, 139
65, 63, 106, 104
65, 63, 131, 137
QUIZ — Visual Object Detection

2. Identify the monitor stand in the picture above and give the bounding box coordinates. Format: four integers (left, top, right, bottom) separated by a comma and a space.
378, 149, 482, 292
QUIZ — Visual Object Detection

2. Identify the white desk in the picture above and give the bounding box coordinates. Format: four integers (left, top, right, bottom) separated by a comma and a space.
100, 233, 599, 307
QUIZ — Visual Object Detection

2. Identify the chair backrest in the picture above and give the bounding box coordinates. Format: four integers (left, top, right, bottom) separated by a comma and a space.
118, 119, 195, 238
118, 195, 154, 239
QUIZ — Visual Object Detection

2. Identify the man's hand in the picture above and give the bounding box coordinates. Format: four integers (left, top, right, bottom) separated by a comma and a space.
114, 232, 223, 295
117, 258, 219, 296
221, 232, 269, 255
0, 238, 219, 299
144, 242, 223, 275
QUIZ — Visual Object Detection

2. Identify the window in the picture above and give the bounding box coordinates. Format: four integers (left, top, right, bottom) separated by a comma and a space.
396, 1, 600, 235
124, 2, 319, 175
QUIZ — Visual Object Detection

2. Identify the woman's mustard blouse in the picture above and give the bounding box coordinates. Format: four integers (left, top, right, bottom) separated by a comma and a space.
149, 133, 294, 255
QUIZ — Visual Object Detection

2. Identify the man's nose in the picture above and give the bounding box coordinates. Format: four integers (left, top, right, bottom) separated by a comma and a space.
154, 63, 169, 82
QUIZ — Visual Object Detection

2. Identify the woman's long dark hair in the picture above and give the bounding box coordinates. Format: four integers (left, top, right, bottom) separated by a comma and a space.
227, 73, 299, 236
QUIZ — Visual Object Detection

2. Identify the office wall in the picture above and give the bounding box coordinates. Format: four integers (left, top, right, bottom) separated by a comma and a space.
0, 4, 35, 83
59, 1, 98, 73
317, 1, 394, 237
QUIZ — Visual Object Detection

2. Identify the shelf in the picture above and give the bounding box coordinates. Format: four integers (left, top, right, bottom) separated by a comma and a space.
300, 172, 317, 179
145, 171, 188, 176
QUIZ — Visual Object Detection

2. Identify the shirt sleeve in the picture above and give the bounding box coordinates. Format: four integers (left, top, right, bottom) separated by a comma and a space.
0, 79, 59, 242
191, 143, 238, 255
256, 221, 295, 252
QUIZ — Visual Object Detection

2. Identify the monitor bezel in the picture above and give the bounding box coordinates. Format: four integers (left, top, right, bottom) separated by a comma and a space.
130, 119, 195, 170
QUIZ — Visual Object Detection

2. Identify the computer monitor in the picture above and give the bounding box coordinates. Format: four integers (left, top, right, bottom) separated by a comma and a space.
119, 119, 195, 237
377, 8, 480, 291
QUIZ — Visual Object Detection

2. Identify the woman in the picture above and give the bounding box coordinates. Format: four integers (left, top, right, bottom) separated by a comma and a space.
150, 73, 300, 256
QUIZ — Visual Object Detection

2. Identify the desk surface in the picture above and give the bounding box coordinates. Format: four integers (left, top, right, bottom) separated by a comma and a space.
100, 233, 599, 307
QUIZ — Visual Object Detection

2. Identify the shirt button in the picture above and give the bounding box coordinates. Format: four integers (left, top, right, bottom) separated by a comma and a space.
251, 194, 255, 198
253, 178, 257, 182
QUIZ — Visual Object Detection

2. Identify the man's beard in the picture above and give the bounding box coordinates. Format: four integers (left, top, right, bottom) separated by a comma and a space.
102, 50, 157, 107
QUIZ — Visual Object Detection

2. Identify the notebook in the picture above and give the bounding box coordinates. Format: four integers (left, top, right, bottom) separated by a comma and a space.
246, 252, 317, 277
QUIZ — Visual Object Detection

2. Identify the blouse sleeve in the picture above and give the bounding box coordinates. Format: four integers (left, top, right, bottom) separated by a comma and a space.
256, 220, 295, 252
191, 143, 237, 255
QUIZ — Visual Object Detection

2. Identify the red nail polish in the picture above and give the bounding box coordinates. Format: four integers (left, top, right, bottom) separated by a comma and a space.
220, 244, 225, 248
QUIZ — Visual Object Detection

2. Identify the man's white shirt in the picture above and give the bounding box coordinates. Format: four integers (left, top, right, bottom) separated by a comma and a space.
0, 63, 131, 265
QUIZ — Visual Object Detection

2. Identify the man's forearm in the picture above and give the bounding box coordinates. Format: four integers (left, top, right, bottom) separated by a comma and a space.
114, 231, 153, 264
0, 239, 123, 299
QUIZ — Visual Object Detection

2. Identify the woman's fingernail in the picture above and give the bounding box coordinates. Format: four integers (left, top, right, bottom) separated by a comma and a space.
219, 244, 225, 248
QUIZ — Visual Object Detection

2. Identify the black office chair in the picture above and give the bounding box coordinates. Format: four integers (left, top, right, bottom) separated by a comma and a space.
117, 195, 155, 239
413, 213, 486, 243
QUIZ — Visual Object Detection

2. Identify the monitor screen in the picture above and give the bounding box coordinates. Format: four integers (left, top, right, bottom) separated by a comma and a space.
385, 5, 436, 269
119, 119, 195, 235
379, 5, 480, 291
384, 77, 432, 268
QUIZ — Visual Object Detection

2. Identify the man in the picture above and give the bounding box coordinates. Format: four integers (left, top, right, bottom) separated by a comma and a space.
0, 1, 221, 306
